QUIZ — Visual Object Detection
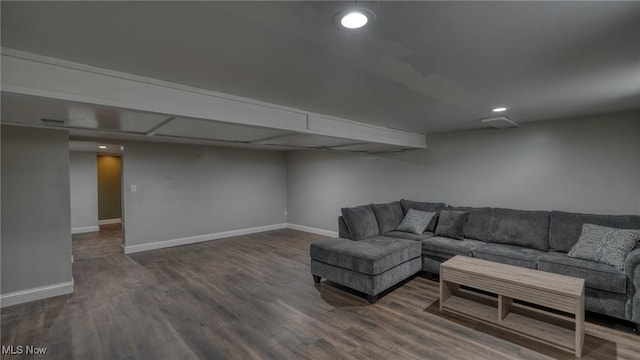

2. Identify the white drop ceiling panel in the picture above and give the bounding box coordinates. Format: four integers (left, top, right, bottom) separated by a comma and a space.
1, 92, 169, 133
69, 140, 122, 154
2, 92, 67, 124
67, 128, 294, 151
258, 134, 363, 148
329, 143, 408, 153
154, 117, 293, 142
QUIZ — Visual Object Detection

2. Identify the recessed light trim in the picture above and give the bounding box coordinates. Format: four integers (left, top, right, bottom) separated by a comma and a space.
492, 107, 508, 112
98, 145, 107, 149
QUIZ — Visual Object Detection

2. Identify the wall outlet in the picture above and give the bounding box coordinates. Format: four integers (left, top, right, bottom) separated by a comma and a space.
130, 184, 137, 192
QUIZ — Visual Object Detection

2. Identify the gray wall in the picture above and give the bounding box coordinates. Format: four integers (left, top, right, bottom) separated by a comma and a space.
122, 141, 287, 246
1, 126, 72, 294
69, 151, 99, 231
287, 112, 640, 232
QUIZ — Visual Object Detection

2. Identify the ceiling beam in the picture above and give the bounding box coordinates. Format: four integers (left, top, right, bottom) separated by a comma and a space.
1, 48, 426, 149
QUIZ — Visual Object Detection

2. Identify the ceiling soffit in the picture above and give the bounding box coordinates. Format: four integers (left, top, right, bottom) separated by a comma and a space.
1, 49, 425, 153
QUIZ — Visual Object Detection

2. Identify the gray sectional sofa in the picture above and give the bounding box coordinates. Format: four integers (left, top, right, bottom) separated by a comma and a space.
334, 200, 640, 331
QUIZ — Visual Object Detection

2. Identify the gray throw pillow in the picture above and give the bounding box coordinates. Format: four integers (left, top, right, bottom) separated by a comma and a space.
400, 200, 446, 232
434, 210, 469, 240
567, 224, 640, 270
396, 209, 436, 235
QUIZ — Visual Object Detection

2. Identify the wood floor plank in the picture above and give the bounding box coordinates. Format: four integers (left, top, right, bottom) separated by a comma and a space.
2, 228, 638, 359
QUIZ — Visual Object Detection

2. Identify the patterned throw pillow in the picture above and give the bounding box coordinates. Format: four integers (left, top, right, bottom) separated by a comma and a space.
567, 224, 640, 270
396, 209, 436, 235
434, 210, 469, 240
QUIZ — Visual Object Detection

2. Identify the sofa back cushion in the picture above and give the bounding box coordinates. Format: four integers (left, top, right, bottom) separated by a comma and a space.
488, 208, 550, 251
549, 211, 640, 252
371, 201, 404, 234
447, 206, 493, 241
400, 199, 447, 232
341, 205, 379, 240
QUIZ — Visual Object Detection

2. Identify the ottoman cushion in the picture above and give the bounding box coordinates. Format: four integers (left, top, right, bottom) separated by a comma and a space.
310, 236, 421, 275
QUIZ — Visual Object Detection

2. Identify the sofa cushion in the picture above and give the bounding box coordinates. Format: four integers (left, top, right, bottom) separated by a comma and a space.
341, 205, 379, 240
371, 201, 404, 234
448, 206, 493, 241
400, 200, 447, 232
472, 243, 546, 269
567, 224, 640, 270
434, 210, 468, 240
309, 237, 421, 276
549, 211, 640, 252
421, 236, 485, 259
384, 231, 434, 241
396, 209, 436, 235
488, 208, 550, 251
538, 252, 627, 294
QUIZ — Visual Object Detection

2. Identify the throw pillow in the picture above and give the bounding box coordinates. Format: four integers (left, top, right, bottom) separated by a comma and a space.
396, 209, 436, 235
400, 200, 446, 232
341, 205, 379, 240
567, 224, 640, 270
434, 210, 469, 240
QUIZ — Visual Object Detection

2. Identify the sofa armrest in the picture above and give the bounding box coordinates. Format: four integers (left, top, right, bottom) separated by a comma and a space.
624, 247, 640, 280
338, 216, 352, 240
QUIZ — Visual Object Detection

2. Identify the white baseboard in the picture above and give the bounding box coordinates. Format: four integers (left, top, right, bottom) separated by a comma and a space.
71, 225, 100, 234
0, 280, 74, 308
99, 218, 121, 225
124, 223, 288, 254
287, 223, 338, 238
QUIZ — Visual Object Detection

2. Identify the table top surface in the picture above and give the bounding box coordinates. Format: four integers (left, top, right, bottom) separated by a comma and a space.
441, 256, 585, 297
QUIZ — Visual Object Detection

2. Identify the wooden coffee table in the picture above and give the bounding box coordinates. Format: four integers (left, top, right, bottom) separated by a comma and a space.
440, 256, 585, 357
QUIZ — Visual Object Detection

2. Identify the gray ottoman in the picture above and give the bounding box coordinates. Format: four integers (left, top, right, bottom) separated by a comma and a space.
310, 236, 422, 304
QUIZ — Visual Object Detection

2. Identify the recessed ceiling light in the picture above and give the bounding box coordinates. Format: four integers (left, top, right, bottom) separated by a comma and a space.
492, 107, 508, 112
336, 8, 375, 29
341, 11, 368, 29
98, 145, 107, 149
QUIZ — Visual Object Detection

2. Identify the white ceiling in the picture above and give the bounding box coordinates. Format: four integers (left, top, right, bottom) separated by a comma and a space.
2, 1, 639, 134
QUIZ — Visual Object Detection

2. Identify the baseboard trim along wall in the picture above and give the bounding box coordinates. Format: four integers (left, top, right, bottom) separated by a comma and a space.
123, 223, 339, 255
124, 223, 289, 254
0, 280, 74, 308
286, 223, 338, 238
71, 226, 100, 234
99, 218, 121, 225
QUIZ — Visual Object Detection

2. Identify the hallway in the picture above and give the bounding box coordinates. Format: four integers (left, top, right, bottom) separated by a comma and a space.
72, 224, 122, 261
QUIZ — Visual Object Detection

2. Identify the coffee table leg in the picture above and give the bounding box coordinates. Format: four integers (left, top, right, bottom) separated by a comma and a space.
575, 290, 584, 357
439, 276, 458, 311
498, 295, 512, 321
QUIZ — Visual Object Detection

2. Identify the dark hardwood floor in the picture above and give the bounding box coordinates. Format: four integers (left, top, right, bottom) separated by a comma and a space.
72, 224, 123, 261
2, 229, 639, 359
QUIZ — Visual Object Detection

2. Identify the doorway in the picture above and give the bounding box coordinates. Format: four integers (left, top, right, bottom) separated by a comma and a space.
69, 142, 124, 260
